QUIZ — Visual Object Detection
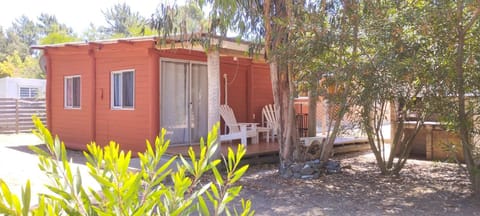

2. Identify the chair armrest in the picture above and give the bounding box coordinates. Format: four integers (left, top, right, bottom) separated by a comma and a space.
236, 123, 258, 127
227, 123, 258, 128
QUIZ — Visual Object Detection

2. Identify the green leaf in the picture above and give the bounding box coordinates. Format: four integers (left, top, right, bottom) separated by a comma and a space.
63, 159, 74, 184
75, 168, 83, 194
45, 185, 71, 201
227, 148, 235, 171
210, 183, 220, 200
89, 172, 114, 188
197, 196, 210, 216
19, 119, 252, 214
225, 186, 243, 203
21, 180, 31, 216
0, 180, 13, 205
152, 156, 177, 182
28, 145, 50, 158
11, 193, 22, 215
231, 165, 249, 183
54, 137, 62, 160
179, 156, 194, 174
212, 166, 224, 185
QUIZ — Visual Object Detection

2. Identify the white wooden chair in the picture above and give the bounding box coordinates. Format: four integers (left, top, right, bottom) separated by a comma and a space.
219, 104, 259, 146
261, 104, 280, 142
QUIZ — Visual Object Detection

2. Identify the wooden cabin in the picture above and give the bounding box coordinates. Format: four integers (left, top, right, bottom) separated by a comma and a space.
32, 36, 273, 153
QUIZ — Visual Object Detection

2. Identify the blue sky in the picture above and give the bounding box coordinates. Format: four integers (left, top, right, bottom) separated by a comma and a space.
0, 0, 179, 34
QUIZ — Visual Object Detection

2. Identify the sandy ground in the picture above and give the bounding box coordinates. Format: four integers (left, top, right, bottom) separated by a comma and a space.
1, 133, 479, 215
0, 133, 49, 197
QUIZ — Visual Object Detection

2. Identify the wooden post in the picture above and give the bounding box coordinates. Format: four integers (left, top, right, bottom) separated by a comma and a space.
425, 125, 433, 160
15, 99, 19, 133
390, 101, 397, 144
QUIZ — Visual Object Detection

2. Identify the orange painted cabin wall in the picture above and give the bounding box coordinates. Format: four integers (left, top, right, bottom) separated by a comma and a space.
47, 47, 94, 148
249, 62, 274, 122
45, 43, 272, 154
92, 42, 157, 153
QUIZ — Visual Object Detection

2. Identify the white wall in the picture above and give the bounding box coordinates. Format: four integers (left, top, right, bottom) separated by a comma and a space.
0, 78, 7, 98
0, 77, 46, 99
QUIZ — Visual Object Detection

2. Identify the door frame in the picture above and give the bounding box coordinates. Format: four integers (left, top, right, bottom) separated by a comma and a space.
159, 58, 208, 145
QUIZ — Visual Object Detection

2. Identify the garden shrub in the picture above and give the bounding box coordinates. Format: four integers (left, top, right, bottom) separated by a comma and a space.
0, 116, 254, 215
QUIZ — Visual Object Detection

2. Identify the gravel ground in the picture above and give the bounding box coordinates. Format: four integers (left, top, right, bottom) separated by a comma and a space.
239, 153, 479, 215
1, 133, 479, 215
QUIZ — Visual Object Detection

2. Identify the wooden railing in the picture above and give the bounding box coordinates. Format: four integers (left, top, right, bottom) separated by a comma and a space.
0, 98, 46, 134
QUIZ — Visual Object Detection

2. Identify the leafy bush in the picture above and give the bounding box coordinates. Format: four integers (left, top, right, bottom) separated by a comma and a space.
0, 116, 254, 215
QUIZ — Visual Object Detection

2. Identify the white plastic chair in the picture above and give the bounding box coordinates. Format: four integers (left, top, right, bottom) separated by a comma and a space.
261, 104, 279, 142
219, 104, 259, 146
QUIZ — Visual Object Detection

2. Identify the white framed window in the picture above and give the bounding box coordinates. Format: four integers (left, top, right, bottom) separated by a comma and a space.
19, 87, 39, 98
64, 75, 81, 109
111, 70, 135, 110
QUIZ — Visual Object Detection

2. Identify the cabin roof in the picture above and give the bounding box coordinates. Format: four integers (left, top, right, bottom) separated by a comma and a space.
31, 34, 264, 58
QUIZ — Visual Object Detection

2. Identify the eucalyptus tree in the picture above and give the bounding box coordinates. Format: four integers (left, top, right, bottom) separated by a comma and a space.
102, 3, 148, 37
83, 23, 107, 41
277, 0, 364, 163
0, 29, 30, 61
450, 0, 480, 194
151, 0, 301, 169
150, 0, 368, 171
352, 0, 436, 175
231, 0, 307, 167
176, 1, 207, 34
11, 15, 38, 51
36, 13, 79, 45
423, 0, 480, 194
37, 13, 74, 37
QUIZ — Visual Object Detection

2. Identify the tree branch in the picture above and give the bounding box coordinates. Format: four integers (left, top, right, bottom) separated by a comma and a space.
462, 5, 480, 34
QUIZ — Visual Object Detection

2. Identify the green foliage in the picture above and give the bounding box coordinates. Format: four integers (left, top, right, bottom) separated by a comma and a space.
0, 51, 43, 78
0, 28, 30, 62
0, 13, 76, 78
11, 15, 39, 47
348, 1, 436, 175
39, 24, 79, 45
82, 23, 106, 41
101, 3, 147, 37
37, 13, 74, 37
0, 116, 253, 215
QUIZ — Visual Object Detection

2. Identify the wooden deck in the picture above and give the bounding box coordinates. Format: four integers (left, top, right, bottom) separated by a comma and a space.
166, 136, 370, 159
331, 137, 370, 154
167, 141, 278, 157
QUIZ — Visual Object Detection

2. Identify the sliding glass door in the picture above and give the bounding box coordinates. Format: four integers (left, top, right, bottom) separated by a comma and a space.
161, 60, 208, 145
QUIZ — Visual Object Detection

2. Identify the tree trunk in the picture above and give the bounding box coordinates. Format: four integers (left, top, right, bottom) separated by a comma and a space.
207, 49, 220, 157
320, 0, 359, 163
270, 59, 299, 170
307, 81, 318, 137
473, 172, 480, 195
454, 0, 480, 195
264, 0, 301, 170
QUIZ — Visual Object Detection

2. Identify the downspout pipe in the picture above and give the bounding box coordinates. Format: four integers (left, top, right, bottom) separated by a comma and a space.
44, 52, 52, 130
89, 47, 97, 141
224, 73, 228, 105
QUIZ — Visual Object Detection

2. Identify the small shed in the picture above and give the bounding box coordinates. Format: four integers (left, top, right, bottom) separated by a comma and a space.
392, 103, 468, 162
403, 122, 463, 162
32, 36, 273, 153
0, 77, 46, 99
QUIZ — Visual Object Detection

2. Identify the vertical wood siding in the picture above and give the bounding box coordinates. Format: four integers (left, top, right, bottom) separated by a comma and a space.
48, 49, 94, 149
46, 43, 273, 153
